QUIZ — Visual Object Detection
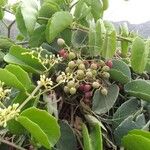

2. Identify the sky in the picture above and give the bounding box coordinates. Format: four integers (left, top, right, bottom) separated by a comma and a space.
6, 0, 150, 24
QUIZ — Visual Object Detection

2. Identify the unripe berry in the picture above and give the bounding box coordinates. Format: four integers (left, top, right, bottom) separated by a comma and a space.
106, 60, 113, 68
67, 80, 75, 88
68, 61, 76, 69
77, 70, 84, 79
86, 71, 93, 78
90, 63, 98, 70
70, 87, 77, 95
65, 67, 72, 73
92, 82, 100, 89
57, 38, 65, 46
84, 84, 92, 92
68, 52, 76, 60
78, 63, 85, 70
92, 70, 97, 76
102, 66, 110, 72
102, 72, 110, 79
85, 91, 92, 98
76, 59, 83, 65
99, 60, 105, 66
101, 88, 108, 96
56, 75, 63, 83
64, 86, 69, 93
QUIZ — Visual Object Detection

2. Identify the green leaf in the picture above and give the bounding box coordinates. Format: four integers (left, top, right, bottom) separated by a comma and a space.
109, 59, 131, 84
5, 64, 32, 90
122, 130, 150, 150
114, 115, 146, 145
19, 107, 60, 148
112, 98, 140, 129
29, 25, 46, 47
82, 124, 92, 150
88, 21, 96, 55
87, 0, 103, 21
101, 22, 116, 59
0, 8, 4, 20
7, 119, 26, 135
95, 19, 106, 53
92, 84, 119, 114
124, 79, 150, 102
0, 37, 15, 51
38, 1, 60, 24
74, 1, 91, 21
0, 68, 25, 91
82, 123, 103, 150
46, 11, 73, 43
0, 0, 7, 6
56, 121, 77, 150
4, 45, 46, 73
17, 116, 51, 149
131, 37, 149, 74
102, 0, 109, 10
120, 23, 129, 57
16, 0, 38, 36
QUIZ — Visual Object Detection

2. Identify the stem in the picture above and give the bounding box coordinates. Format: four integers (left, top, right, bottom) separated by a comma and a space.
0, 138, 26, 150
0, 101, 6, 109
8, 20, 16, 38
16, 41, 29, 45
19, 85, 41, 110
37, 17, 49, 21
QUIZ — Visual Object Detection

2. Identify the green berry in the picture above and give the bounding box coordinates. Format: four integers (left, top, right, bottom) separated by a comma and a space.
78, 63, 85, 70
67, 80, 75, 88
102, 66, 110, 71
77, 70, 84, 79
68, 61, 76, 69
102, 72, 110, 79
57, 38, 65, 46
101, 88, 108, 96
65, 67, 72, 73
92, 82, 100, 89
68, 52, 76, 60
86, 71, 93, 78
90, 63, 98, 70
64, 86, 69, 93
76, 59, 83, 65
99, 60, 105, 66
70, 87, 77, 95
92, 70, 97, 76
56, 75, 63, 83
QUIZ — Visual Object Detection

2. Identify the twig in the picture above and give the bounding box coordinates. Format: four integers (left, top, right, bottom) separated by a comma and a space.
0, 138, 27, 150
8, 20, 16, 38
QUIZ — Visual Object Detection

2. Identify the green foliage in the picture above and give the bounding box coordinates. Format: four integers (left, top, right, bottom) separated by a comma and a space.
92, 84, 119, 114
109, 59, 131, 84
4, 45, 46, 73
15, 0, 38, 36
131, 37, 149, 74
124, 79, 150, 102
17, 107, 60, 149
122, 130, 150, 150
46, 11, 73, 43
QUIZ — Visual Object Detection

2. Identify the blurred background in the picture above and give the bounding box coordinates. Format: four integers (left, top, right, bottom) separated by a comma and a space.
1, 0, 150, 38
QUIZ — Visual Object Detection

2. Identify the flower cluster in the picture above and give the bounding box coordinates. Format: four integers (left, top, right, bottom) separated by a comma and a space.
0, 81, 11, 101
37, 75, 53, 89
0, 103, 20, 127
21, 47, 62, 70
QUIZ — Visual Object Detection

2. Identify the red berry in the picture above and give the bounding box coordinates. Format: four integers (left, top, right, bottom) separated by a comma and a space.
85, 91, 92, 98
58, 49, 65, 56
79, 84, 85, 91
63, 52, 68, 59
106, 60, 113, 68
83, 98, 90, 104
84, 84, 92, 92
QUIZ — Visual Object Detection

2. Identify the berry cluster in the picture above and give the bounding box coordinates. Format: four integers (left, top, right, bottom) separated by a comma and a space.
56, 50, 112, 103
